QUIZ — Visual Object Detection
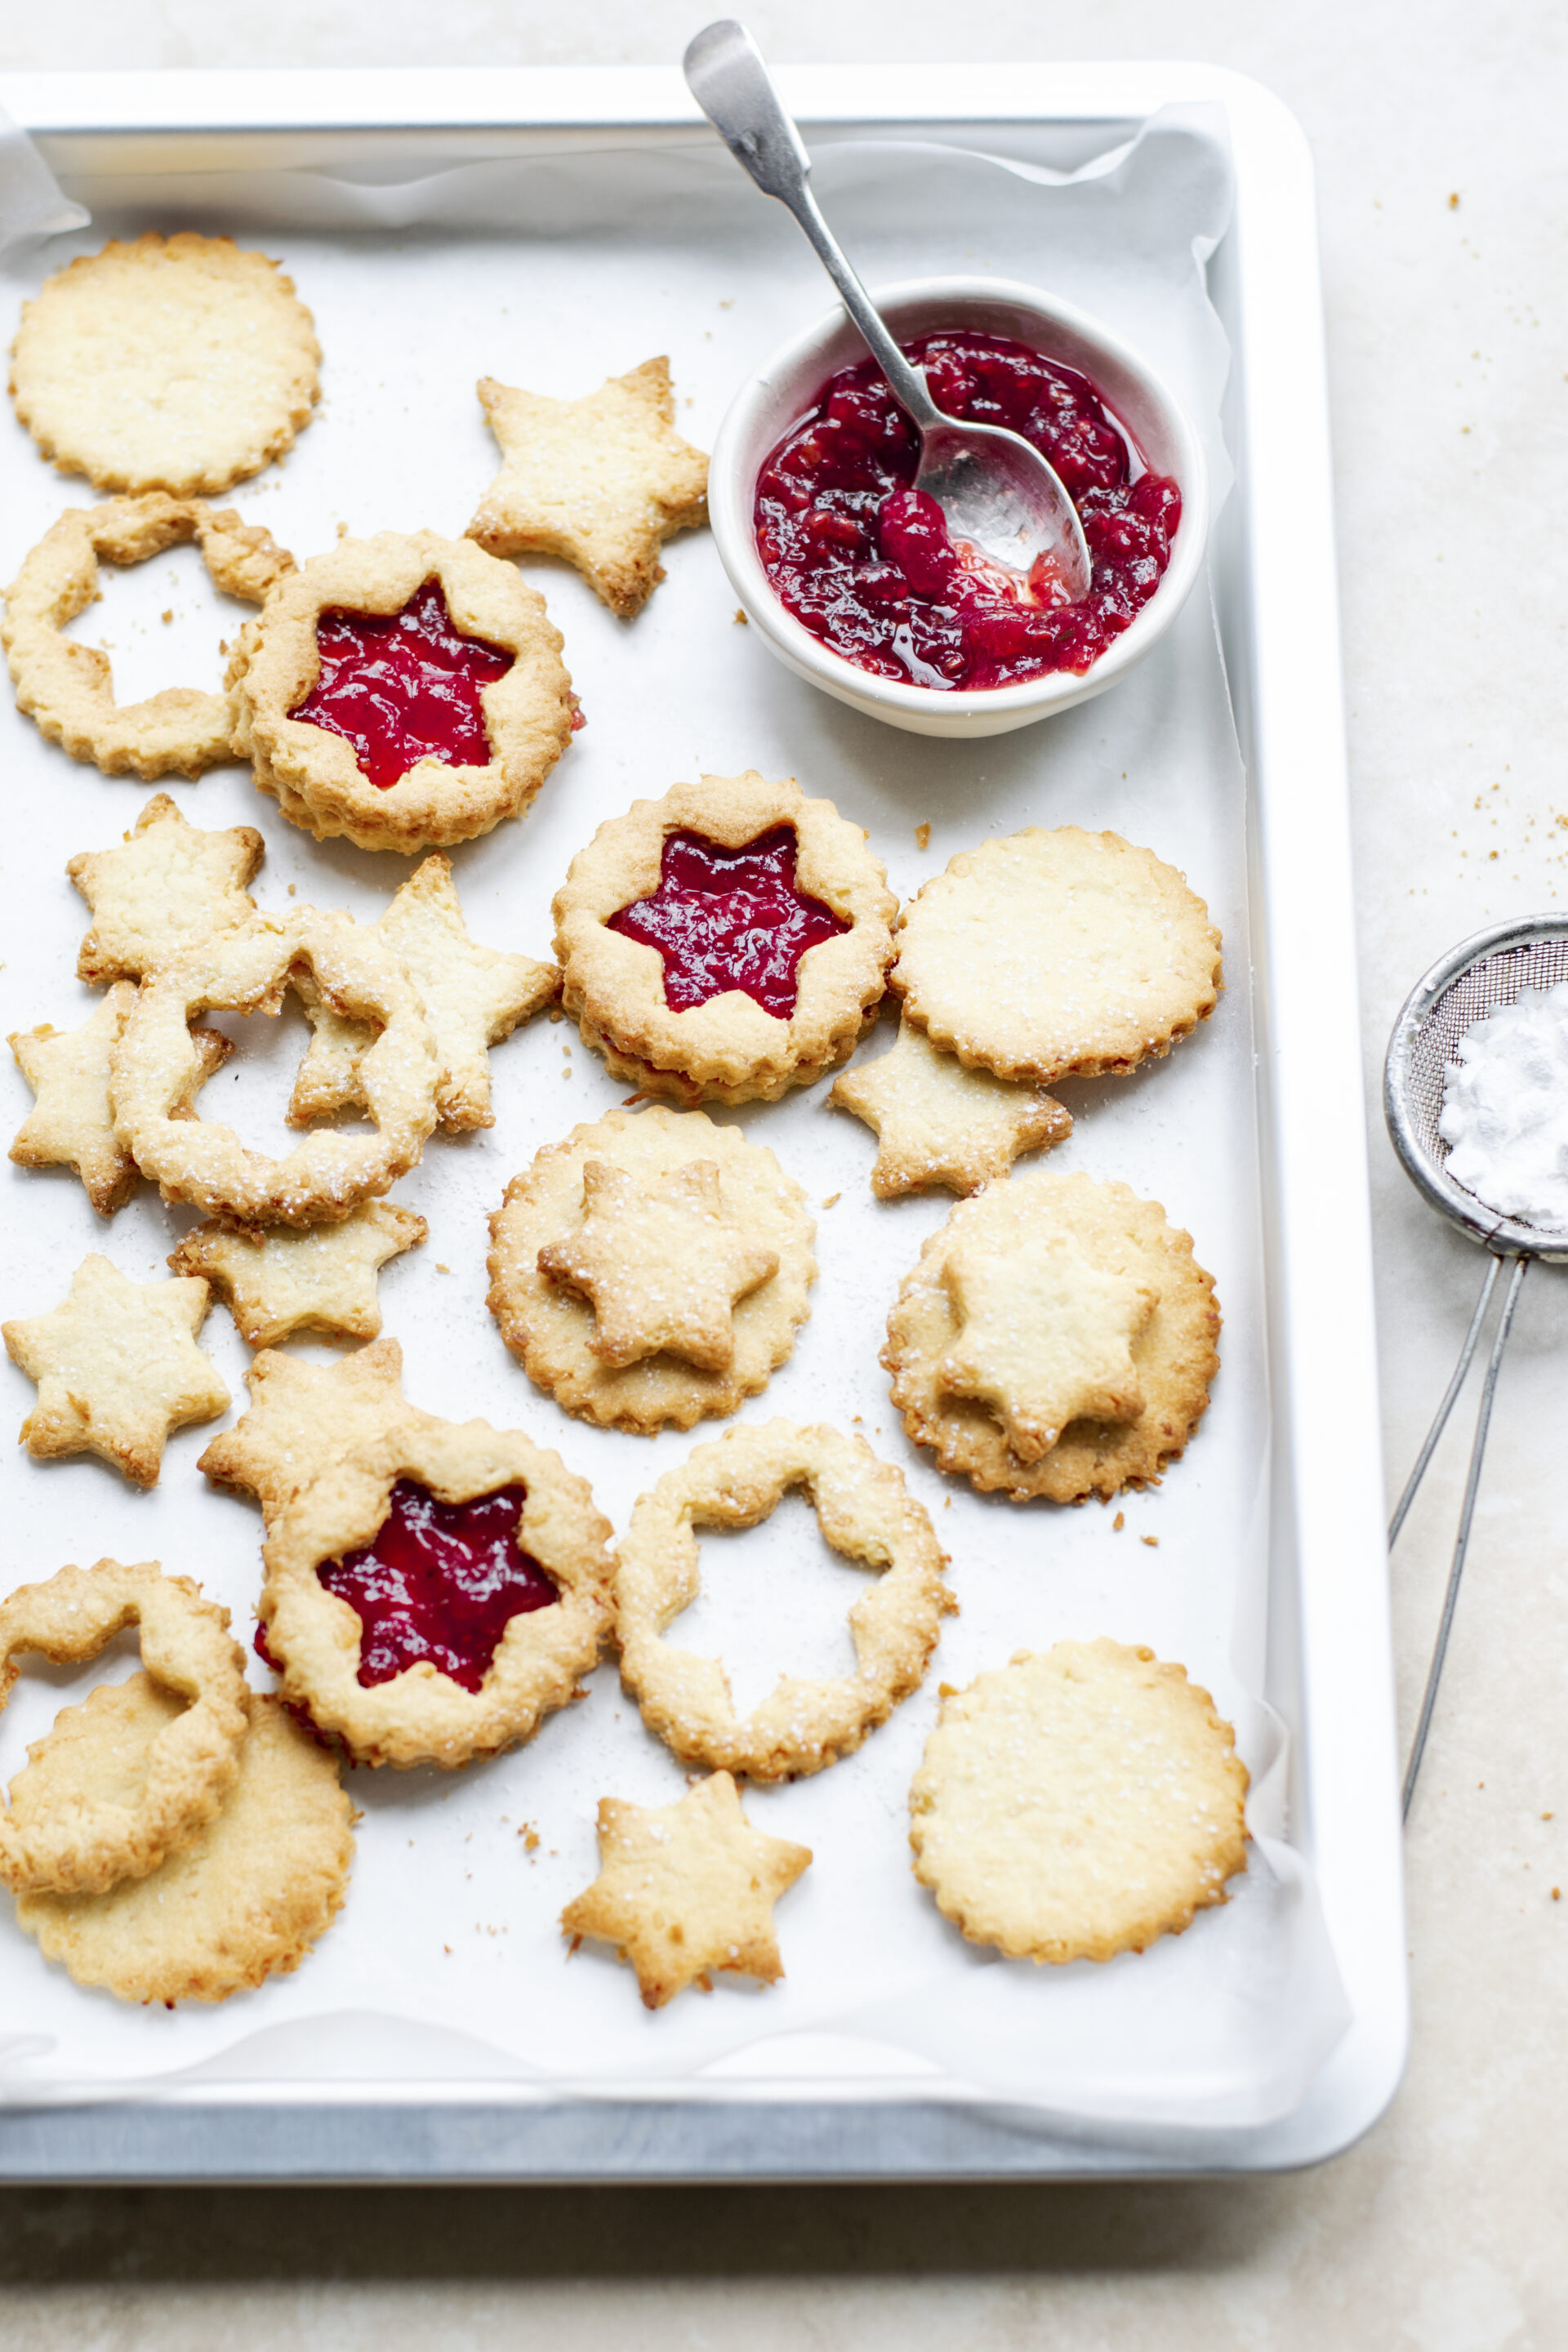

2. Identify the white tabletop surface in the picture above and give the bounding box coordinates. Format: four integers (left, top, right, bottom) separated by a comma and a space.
2, 4, 1565, 2347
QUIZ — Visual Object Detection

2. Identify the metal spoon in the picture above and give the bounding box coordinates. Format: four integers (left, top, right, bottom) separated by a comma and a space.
683, 19, 1093, 599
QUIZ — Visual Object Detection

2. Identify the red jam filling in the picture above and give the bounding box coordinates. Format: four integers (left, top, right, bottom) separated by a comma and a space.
608, 826, 849, 1018
754, 329, 1182, 691
316, 1480, 557, 1692
290, 578, 514, 790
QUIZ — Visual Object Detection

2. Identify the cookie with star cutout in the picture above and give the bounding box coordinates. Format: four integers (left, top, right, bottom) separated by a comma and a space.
488, 1104, 816, 1432
830, 1016, 1072, 1197
66, 792, 265, 986
169, 1200, 427, 1349
882, 1171, 1220, 1502
467, 356, 709, 617
553, 772, 898, 1106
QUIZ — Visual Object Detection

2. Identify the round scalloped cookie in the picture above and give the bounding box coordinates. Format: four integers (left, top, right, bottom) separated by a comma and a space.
10, 234, 320, 496
230, 531, 576, 853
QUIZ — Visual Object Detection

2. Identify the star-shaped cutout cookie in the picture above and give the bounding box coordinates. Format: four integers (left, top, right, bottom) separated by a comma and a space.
831, 1018, 1072, 1197
940, 1227, 1158, 1463
560, 1771, 812, 2009
198, 1334, 429, 1525
466, 356, 709, 617
2, 1252, 230, 1486
288, 853, 559, 1132
537, 1157, 779, 1370
169, 1200, 427, 1349
66, 791, 264, 984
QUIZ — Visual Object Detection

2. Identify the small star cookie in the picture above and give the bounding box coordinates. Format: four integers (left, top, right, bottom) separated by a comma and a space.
537, 1157, 779, 1371
2, 1253, 230, 1486
560, 1771, 811, 2008
467, 357, 709, 617
66, 792, 264, 985
830, 1018, 1071, 1196
169, 1200, 428, 1349
198, 1334, 430, 1526
287, 853, 559, 1131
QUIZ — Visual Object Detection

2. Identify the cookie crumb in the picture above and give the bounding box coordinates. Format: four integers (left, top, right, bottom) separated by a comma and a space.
161, 608, 173, 625
1449, 191, 1460, 208
733, 608, 748, 625
915, 822, 931, 850
1113, 1511, 1125, 1530
336, 519, 350, 537
821, 1192, 840, 1209
435, 1263, 451, 1274
1142, 1535, 1160, 1548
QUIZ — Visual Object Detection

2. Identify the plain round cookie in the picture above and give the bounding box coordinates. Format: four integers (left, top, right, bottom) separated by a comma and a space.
882, 1170, 1220, 1502
909, 1640, 1250, 1962
488, 1104, 816, 1432
16, 1690, 354, 2004
11, 234, 320, 497
890, 826, 1223, 1083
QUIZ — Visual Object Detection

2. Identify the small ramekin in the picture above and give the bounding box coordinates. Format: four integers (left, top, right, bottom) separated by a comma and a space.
709, 274, 1209, 741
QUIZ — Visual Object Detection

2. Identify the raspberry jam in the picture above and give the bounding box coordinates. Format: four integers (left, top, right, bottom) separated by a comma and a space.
754, 330, 1181, 691
609, 826, 849, 1018
317, 1480, 557, 1692
290, 579, 514, 789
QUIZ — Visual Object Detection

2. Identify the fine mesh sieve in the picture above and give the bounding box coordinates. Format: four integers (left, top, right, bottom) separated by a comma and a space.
1383, 915, 1568, 1815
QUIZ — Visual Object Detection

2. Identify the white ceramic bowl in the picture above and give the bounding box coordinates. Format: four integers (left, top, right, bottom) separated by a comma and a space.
709, 274, 1209, 741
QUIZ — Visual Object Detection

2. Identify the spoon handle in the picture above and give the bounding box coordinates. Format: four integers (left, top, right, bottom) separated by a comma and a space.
683, 20, 941, 432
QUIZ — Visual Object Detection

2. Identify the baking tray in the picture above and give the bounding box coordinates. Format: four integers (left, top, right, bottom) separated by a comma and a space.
0, 60, 1404, 2180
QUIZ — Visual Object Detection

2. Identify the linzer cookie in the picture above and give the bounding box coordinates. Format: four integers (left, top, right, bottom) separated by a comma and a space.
883, 1171, 1219, 1502
230, 531, 576, 853
67, 793, 264, 987
891, 826, 1223, 1082
170, 1201, 427, 1349
487, 1104, 815, 1432
909, 1641, 1249, 1962
831, 1016, 1072, 1197
554, 773, 898, 1105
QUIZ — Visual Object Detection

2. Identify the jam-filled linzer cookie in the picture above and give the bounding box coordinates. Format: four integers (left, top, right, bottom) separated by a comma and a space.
230, 531, 576, 853
554, 773, 898, 1106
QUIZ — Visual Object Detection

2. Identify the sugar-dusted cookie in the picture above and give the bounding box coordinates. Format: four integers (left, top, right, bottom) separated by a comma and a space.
891, 826, 1223, 1083
259, 1416, 613, 1768
199, 1335, 432, 1527
615, 1419, 953, 1780
488, 1104, 815, 1432
67, 792, 264, 986
561, 1771, 810, 2009
11, 234, 320, 497
10, 983, 233, 1216
286, 853, 559, 1131
554, 773, 898, 1106
2, 495, 293, 779
231, 532, 576, 853
882, 1172, 1220, 1502
830, 1017, 1072, 1197
0, 1559, 249, 1895
467, 358, 709, 617
2, 1254, 229, 1486
111, 909, 439, 1227
909, 1640, 1249, 1962
17, 1692, 353, 2005
170, 1200, 427, 1349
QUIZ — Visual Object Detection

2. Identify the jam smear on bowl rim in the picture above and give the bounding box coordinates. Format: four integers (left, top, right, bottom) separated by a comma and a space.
754, 329, 1182, 692
290, 577, 514, 790
609, 826, 849, 1018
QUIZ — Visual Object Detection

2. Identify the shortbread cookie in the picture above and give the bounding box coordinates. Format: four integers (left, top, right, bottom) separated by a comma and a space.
111, 910, 439, 1226
891, 826, 1223, 1082
170, 1200, 427, 1348
883, 1172, 1220, 1502
286, 854, 560, 1131
468, 358, 709, 617
10, 984, 233, 1216
16, 1692, 353, 2005
0, 1559, 249, 1895
488, 1105, 815, 1432
615, 1419, 952, 1780
909, 1640, 1249, 1962
68, 792, 264, 986
199, 1335, 433, 1528
554, 773, 898, 1105
2, 495, 293, 778
259, 1417, 613, 1768
11, 234, 320, 496
3, 1254, 229, 1486
231, 532, 576, 853
830, 1017, 1072, 1196
561, 1771, 810, 2009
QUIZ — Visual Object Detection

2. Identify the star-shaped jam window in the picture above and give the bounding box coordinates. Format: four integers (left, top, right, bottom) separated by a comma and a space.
608, 826, 849, 1019
290, 577, 514, 791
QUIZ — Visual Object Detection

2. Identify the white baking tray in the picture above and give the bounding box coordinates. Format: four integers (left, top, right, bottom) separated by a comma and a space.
0, 62, 1403, 2180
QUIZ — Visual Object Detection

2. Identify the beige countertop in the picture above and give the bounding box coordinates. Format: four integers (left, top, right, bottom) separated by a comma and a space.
2, 5, 1565, 2345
